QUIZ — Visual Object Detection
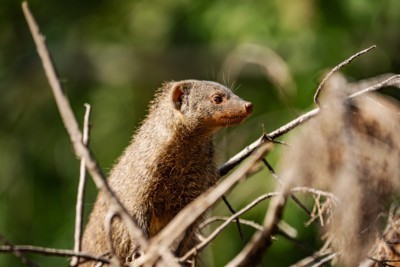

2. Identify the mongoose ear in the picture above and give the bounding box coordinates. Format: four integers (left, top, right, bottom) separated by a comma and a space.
171, 83, 189, 111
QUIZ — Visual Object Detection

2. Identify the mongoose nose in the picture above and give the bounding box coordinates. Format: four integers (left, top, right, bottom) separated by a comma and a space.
244, 102, 253, 114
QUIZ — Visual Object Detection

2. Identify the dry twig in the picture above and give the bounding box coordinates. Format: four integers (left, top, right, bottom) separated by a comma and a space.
71, 104, 91, 266
226, 188, 289, 267
194, 186, 337, 257
202, 216, 316, 255
0, 235, 38, 267
350, 74, 400, 98
0, 245, 110, 264
313, 45, 376, 105
105, 209, 119, 257
262, 158, 313, 220
221, 195, 244, 241
219, 108, 320, 176
223, 187, 336, 266
21, 1, 148, 252
291, 187, 339, 201
290, 252, 337, 267
180, 192, 279, 262
201, 216, 264, 231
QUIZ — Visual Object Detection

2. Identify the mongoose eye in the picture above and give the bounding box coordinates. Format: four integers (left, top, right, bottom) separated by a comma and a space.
212, 95, 223, 104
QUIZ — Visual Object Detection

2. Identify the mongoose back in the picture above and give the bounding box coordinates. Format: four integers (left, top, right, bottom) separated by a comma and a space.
82, 80, 253, 264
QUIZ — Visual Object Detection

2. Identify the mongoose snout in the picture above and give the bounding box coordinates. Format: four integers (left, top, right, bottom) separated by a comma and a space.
82, 80, 252, 264
244, 101, 253, 114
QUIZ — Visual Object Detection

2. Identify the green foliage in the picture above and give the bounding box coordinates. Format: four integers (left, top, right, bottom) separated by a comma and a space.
1, 0, 400, 266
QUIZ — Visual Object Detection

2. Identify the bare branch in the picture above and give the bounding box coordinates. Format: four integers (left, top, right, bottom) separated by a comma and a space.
202, 216, 314, 255
0, 235, 38, 267
313, 45, 376, 105
226, 189, 289, 267
139, 144, 272, 266
262, 158, 313, 220
71, 104, 91, 267
291, 187, 339, 202
290, 252, 337, 267
350, 74, 400, 98
221, 195, 244, 241
201, 216, 264, 231
0, 245, 110, 264
348, 73, 397, 92
21, 1, 148, 250
105, 209, 118, 257
219, 108, 320, 176
181, 192, 278, 262
225, 186, 335, 266
188, 185, 338, 263
313, 254, 337, 267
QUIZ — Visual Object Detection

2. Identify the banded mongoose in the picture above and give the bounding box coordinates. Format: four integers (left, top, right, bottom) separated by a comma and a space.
82, 80, 253, 264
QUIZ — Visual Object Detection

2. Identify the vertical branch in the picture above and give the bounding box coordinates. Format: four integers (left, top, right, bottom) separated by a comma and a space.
105, 210, 118, 257
70, 104, 91, 267
21, 1, 148, 249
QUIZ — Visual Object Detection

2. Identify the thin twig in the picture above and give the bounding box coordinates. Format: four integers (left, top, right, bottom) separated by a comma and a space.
201, 217, 314, 254
192, 186, 337, 263
139, 144, 271, 266
222, 195, 244, 241
0, 245, 110, 264
310, 253, 337, 267
201, 216, 264, 231
181, 192, 279, 262
105, 209, 118, 256
290, 252, 337, 267
348, 73, 397, 93
314, 195, 324, 226
21, 1, 148, 250
231, 184, 337, 267
313, 45, 376, 105
0, 235, 39, 267
262, 158, 313, 219
226, 188, 289, 267
71, 104, 91, 267
219, 108, 320, 176
350, 74, 400, 98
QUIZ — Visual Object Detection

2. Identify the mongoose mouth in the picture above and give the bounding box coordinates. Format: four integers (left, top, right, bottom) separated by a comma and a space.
221, 115, 248, 125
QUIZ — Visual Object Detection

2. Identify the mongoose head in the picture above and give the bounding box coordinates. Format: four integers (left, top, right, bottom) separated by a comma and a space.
170, 80, 253, 130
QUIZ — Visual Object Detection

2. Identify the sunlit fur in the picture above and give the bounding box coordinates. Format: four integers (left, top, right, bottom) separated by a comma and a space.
82, 80, 252, 264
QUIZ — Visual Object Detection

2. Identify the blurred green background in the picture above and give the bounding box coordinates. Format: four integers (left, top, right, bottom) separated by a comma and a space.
1, 0, 400, 266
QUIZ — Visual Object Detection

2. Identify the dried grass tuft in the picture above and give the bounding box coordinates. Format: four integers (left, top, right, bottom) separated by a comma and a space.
280, 73, 400, 265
